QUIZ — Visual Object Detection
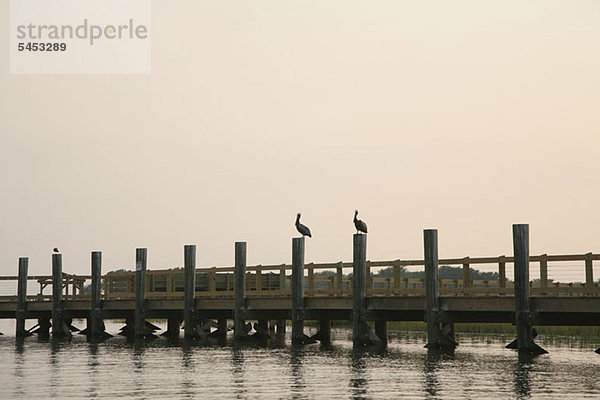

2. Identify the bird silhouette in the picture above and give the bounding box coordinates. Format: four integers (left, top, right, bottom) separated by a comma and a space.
353, 210, 368, 234
53, 248, 60, 253
295, 213, 312, 238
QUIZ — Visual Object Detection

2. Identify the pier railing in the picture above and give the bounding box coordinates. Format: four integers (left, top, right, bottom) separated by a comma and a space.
1, 253, 598, 301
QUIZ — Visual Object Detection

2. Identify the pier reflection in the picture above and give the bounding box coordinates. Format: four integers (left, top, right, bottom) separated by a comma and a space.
423, 349, 446, 399
86, 344, 100, 398
180, 344, 197, 397
231, 344, 247, 399
290, 346, 306, 399
349, 349, 369, 400
513, 360, 533, 399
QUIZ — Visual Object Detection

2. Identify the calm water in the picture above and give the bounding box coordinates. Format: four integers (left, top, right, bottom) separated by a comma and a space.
0, 320, 599, 399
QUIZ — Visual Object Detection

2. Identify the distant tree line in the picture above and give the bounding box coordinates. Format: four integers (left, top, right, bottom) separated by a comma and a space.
316, 265, 500, 281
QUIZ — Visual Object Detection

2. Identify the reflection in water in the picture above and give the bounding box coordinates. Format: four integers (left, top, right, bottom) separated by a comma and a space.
423, 349, 446, 399
13, 340, 26, 399
180, 344, 196, 398
290, 346, 306, 399
2, 330, 600, 400
49, 340, 64, 398
514, 361, 533, 399
350, 349, 369, 400
131, 344, 146, 396
87, 344, 100, 398
231, 344, 247, 399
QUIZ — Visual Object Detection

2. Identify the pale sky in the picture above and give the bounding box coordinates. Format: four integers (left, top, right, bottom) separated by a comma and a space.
1, 1, 599, 279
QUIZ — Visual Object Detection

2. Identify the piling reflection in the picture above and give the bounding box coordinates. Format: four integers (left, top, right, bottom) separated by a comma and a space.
423, 349, 443, 399
231, 344, 247, 399
349, 349, 369, 400
87, 344, 100, 398
180, 344, 196, 397
49, 340, 64, 398
290, 346, 306, 399
13, 340, 26, 398
131, 344, 146, 396
514, 361, 533, 399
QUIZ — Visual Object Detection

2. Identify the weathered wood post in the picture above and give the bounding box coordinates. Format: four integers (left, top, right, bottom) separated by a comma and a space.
184, 245, 196, 339
319, 320, 331, 346
89, 251, 104, 341
16, 257, 28, 337
585, 252, 594, 295
498, 255, 507, 293
352, 233, 367, 347
462, 257, 470, 294
511, 224, 546, 356
539, 254, 548, 294
38, 317, 51, 340
52, 253, 68, 338
375, 320, 388, 347
217, 318, 227, 337
234, 242, 247, 340
135, 248, 147, 339
424, 229, 441, 348
166, 316, 181, 339
292, 237, 305, 345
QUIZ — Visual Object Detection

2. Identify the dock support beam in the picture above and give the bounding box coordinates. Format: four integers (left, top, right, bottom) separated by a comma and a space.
234, 242, 247, 340
375, 320, 388, 347
38, 317, 50, 340
88, 251, 104, 342
135, 248, 147, 339
277, 319, 286, 336
424, 229, 441, 348
184, 245, 197, 339
352, 233, 368, 347
510, 224, 547, 356
16, 257, 29, 338
52, 253, 68, 338
291, 237, 305, 345
424, 229, 457, 350
166, 316, 180, 339
319, 320, 331, 346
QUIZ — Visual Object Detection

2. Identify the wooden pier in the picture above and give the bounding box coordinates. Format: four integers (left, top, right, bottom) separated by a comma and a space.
1, 224, 599, 356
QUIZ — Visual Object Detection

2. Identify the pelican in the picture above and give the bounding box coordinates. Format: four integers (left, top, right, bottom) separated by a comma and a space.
353, 210, 368, 234
295, 213, 312, 238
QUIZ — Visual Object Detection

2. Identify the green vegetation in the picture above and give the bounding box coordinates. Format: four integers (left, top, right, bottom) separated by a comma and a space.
316, 265, 500, 281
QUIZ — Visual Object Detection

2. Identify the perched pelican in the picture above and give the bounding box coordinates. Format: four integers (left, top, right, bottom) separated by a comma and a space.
353, 210, 368, 234
295, 213, 312, 238
53, 248, 60, 253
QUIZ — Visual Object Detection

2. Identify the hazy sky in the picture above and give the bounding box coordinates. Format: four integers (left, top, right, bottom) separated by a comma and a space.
1, 1, 599, 278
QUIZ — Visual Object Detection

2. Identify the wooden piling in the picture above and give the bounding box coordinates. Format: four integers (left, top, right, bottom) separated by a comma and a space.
292, 237, 305, 345
89, 251, 103, 341
166, 316, 180, 339
135, 248, 147, 339
184, 245, 197, 339
352, 234, 367, 347
585, 252, 594, 295
217, 318, 227, 337
424, 229, 441, 348
375, 320, 388, 346
512, 224, 546, 355
234, 242, 247, 340
540, 254, 548, 292
38, 317, 50, 340
52, 253, 67, 338
16, 257, 28, 337
462, 257, 470, 293
277, 319, 286, 336
498, 255, 507, 291
319, 320, 331, 346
